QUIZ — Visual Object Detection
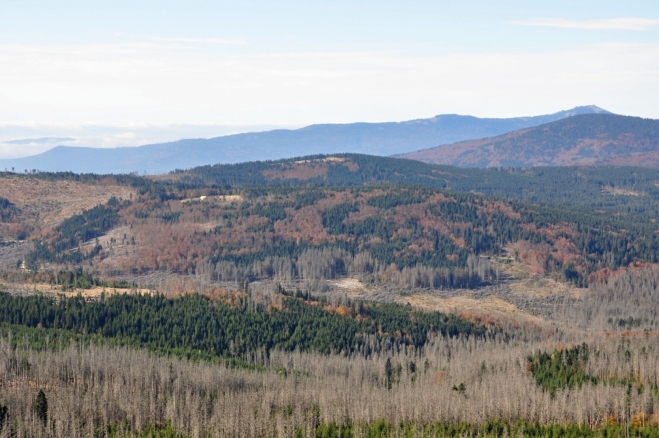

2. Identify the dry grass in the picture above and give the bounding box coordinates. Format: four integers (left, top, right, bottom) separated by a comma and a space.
496, 254, 583, 300
508, 275, 584, 299
396, 293, 543, 323
328, 278, 367, 291
327, 275, 546, 324
0, 280, 154, 298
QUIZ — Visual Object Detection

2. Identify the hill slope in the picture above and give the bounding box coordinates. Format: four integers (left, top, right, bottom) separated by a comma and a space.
402, 113, 659, 168
17, 180, 659, 290
0, 106, 607, 174
169, 153, 659, 218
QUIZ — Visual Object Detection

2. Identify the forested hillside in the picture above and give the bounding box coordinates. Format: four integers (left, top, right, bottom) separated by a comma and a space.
18, 183, 659, 289
4, 165, 659, 293
402, 113, 659, 168
173, 154, 659, 220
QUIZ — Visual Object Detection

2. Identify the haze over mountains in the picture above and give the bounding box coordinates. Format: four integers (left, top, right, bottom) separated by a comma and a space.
0, 106, 607, 174
401, 113, 659, 168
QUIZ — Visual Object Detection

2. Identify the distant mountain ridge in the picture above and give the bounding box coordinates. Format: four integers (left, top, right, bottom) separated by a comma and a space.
0, 106, 608, 174
401, 113, 659, 168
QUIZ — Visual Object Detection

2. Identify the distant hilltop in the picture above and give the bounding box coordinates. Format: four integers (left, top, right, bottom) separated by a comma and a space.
0, 106, 609, 174
401, 113, 659, 168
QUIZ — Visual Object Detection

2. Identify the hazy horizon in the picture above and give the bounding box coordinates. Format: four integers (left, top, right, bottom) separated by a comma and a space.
2, 1, 658, 158
0, 105, 615, 160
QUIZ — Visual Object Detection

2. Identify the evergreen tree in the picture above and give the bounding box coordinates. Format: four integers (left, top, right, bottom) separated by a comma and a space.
0, 404, 7, 432
385, 358, 393, 390
34, 390, 47, 426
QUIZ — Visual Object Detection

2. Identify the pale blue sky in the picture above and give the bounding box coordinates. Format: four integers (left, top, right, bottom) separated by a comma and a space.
1, 1, 658, 156
2, 1, 658, 50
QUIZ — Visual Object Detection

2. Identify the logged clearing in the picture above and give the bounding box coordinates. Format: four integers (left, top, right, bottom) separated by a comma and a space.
0, 176, 135, 230
0, 242, 31, 270
0, 281, 154, 298
328, 275, 545, 323
328, 278, 367, 291
601, 185, 642, 196
181, 194, 243, 204
397, 293, 543, 323
508, 275, 583, 299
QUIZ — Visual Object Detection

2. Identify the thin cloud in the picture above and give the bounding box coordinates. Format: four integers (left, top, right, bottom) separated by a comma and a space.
509, 18, 659, 31
152, 37, 247, 45
5, 137, 74, 145
0, 123, 297, 158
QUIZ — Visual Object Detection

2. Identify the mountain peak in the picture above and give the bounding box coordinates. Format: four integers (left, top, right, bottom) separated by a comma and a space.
558, 105, 612, 117
584, 105, 610, 113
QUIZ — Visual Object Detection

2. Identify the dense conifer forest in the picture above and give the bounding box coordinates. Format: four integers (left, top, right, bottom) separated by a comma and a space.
0, 289, 482, 357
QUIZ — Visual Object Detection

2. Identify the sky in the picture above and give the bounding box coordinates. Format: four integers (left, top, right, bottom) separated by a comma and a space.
1, 0, 658, 158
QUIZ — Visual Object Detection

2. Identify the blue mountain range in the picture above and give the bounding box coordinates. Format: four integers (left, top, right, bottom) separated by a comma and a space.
0, 105, 609, 174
